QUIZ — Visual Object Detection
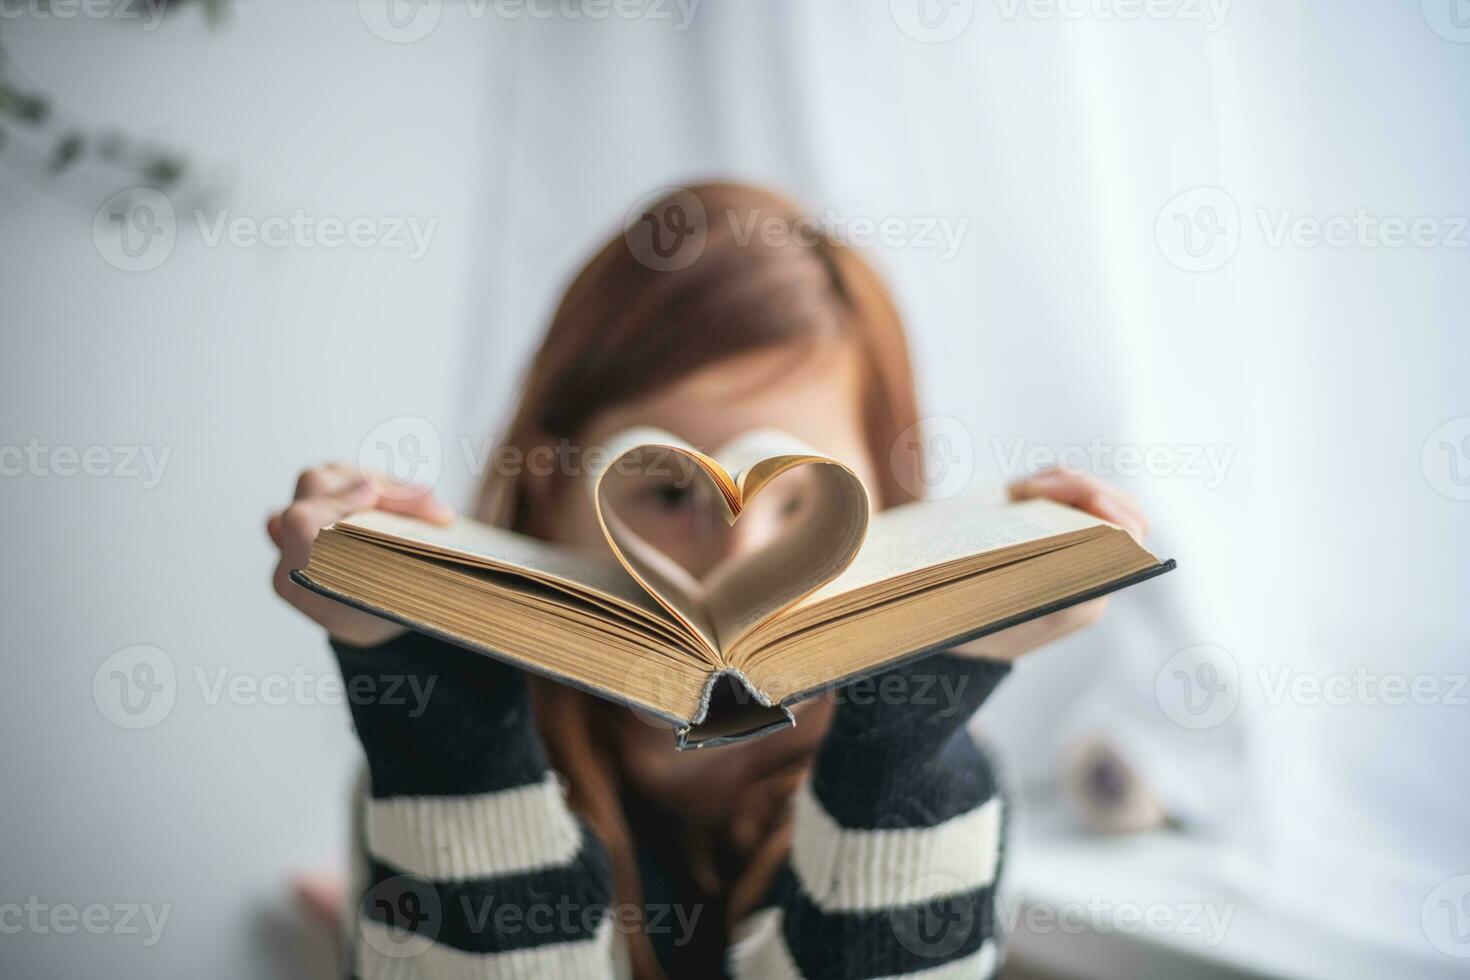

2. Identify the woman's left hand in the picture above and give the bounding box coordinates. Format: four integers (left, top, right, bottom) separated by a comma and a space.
950, 468, 1149, 663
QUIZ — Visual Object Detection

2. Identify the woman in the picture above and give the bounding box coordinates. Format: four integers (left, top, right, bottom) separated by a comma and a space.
268, 183, 1148, 979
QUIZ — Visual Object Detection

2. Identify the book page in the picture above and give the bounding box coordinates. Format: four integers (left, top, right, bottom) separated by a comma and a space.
590, 428, 726, 651
590, 428, 871, 658
702, 430, 870, 650
801, 495, 1110, 605
335, 510, 670, 625
745, 527, 1162, 702
302, 528, 714, 722
714, 428, 830, 489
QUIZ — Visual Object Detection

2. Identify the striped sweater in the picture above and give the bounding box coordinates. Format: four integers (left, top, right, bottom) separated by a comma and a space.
332, 631, 1010, 979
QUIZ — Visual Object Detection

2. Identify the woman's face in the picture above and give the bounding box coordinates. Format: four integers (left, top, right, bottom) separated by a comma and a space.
544, 341, 880, 582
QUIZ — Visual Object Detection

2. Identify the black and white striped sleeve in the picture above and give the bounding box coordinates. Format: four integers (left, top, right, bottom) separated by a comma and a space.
728, 653, 1011, 980
331, 632, 621, 979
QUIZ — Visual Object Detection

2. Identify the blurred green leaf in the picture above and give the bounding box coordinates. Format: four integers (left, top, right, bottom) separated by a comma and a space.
49, 132, 83, 172
144, 155, 184, 186
0, 82, 50, 126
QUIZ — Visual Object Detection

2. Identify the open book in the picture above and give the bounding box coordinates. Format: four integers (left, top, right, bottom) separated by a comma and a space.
293, 428, 1174, 748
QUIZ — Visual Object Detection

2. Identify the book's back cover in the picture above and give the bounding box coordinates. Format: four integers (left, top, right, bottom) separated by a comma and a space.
677, 671, 796, 749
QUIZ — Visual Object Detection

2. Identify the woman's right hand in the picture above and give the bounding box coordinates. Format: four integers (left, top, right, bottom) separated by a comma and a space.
267, 463, 456, 647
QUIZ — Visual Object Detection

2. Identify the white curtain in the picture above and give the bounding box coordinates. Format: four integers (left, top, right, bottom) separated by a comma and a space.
453, 1, 1470, 963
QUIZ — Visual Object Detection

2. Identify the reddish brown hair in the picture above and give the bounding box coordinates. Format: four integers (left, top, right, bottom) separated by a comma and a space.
477, 182, 922, 978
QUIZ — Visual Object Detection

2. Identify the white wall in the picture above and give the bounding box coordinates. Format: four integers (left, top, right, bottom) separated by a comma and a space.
1, 6, 497, 977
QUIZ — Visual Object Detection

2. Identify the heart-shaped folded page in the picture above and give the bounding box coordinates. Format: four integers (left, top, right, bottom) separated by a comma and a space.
591, 427, 870, 659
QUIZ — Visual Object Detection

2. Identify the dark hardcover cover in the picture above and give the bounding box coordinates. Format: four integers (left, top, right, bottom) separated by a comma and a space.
291, 558, 1175, 750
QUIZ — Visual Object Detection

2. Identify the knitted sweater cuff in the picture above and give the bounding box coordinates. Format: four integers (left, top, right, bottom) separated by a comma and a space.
330, 630, 548, 797
815, 652, 1009, 782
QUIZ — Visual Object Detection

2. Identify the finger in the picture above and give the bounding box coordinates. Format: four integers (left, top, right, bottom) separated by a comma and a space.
294, 465, 363, 501
1011, 469, 1131, 517
370, 488, 456, 525
1009, 469, 1108, 508
314, 475, 452, 523
278, 492, 373, 569
1074, 480, 1149, 541
266, 513, 285, 549
273, 558, 337, 619
1017, 467, 1099, 499
1088, 494, 1147, 543
1101, 491, 1149, 541
1010, 470, 1147, 542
